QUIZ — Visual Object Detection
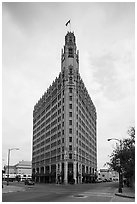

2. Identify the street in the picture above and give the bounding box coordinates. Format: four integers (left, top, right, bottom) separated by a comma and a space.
2, 181, 134, 202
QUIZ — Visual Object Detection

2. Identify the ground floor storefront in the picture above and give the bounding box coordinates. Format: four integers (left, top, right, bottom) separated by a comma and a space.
32, 162, 96, 184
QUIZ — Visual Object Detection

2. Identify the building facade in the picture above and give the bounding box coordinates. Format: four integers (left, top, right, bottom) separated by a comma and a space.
15, 160, 32, 180
97, 169, 119, 182
32, 32, 97, 184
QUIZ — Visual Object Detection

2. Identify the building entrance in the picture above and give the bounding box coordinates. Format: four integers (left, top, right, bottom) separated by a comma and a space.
68, 162, 74, 184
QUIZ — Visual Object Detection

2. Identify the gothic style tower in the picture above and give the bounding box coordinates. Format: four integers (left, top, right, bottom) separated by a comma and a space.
61, 32, 79, 72
32, 31, 97, 184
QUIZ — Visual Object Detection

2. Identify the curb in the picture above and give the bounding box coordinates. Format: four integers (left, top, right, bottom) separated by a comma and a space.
115, 193, 135, 199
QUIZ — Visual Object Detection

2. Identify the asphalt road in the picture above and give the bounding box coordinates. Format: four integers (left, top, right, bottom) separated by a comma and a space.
2, 182, 130, 202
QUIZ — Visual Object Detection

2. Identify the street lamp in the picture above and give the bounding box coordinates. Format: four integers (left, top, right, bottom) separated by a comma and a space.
107, 138, 122, 193
7, 148, 19, 185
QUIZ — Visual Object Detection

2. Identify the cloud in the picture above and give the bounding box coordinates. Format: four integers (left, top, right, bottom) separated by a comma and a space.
89, 38, 134, 101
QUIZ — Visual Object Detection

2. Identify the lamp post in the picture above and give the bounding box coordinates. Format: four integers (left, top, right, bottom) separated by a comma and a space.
107, 138, 122, 193
7, 148, 19, 186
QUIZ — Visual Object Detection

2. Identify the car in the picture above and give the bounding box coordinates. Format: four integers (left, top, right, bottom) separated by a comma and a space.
24, 179, 35, 185
103, 179, 108, 182
107, 178, 112, 182
96, 178, 102, 183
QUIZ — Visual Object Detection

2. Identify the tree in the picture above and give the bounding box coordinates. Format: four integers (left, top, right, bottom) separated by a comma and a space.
108, 127, 135, 186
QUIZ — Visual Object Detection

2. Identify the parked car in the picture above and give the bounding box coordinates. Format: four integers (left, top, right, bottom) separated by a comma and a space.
24, 179, 35, 185
107, 178, 112, 182
96, 178, 102, 183
103, 179, 108, 182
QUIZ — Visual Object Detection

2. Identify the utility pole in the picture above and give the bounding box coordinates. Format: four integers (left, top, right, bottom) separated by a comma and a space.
107, 138, 122, 193
7, 148, 19, 185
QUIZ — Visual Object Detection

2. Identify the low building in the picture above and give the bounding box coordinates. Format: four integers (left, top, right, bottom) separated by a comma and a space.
3, 165, 16, 181
4, 165, 16, 174
15, 160, 32, 176
15, 160, 32, 181
4, 160, 32, 181
97, 169, 119, 181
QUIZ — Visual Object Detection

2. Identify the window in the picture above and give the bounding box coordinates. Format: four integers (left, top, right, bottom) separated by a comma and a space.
62, 138, 64, 143
69, 96, 72, 101
69, 104, 72, 109
69, 77, 72, 84
69, 145, 72, 151
68, 48, 73, 58
69, 137, 72, 142
58, 116, 61, 122
58, 140, 61, 145
58, 109, 61, 115
69, 67, 73, 75
69, 37, 72, 43
69, 112, 72, 117
58, 101, 61, 107
58, 124, 61, 130
69, 128, 72, 134
69, 88, 72, 93
69, 153, 72, 159
58, 94, 61, 100
69, 120, 72, 125
58, 131, 61, 137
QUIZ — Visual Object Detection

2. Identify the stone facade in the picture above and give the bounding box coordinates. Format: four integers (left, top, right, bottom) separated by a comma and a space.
4, 160, 32, 181
32, 32, 97, 184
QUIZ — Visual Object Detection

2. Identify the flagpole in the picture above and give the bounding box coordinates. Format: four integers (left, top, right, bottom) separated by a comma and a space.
65, 20, 71, 32
70, 20, 71, 32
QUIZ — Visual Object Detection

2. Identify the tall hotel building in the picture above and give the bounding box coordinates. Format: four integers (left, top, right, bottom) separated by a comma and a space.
32, 31, 97, 184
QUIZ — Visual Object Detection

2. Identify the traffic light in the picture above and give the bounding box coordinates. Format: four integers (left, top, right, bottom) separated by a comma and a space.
116, 158, 120, 167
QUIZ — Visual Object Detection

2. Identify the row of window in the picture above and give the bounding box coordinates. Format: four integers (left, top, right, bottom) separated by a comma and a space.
33, 130, 95, 156
33, 135, 72, 151
33, 93, 73, 133
33, 89, 65, 124
33, 153, 96, 164
33, 108, 65, 136
33, 141, 96, 161
77, 93, 96, 123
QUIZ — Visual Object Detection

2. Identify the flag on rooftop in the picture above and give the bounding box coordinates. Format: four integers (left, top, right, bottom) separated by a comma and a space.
66, 20, 70, 26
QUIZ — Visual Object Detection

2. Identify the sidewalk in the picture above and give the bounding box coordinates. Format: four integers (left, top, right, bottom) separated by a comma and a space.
115, 186, 135, 199
2, 184, 25, 194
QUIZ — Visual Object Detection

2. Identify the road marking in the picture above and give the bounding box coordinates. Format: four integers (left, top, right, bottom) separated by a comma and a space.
76, 192, 113, 198
72, 194, 88, 198
84, 191, 112, 195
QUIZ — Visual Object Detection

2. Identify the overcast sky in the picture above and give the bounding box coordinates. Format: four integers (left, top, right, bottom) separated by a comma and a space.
2, 2, 135, 169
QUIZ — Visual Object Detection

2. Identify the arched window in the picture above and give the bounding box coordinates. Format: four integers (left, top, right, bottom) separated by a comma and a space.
68, 48, 74, 58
